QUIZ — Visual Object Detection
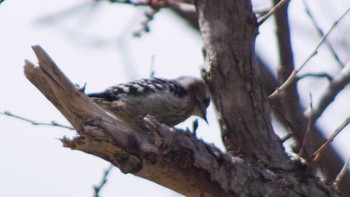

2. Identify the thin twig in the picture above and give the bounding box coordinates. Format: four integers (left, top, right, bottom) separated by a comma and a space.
133, 8, 160, 37
94, 164, 114, 197
333, 155, 350, 188
272, 107, 296, 142
298, 93, 313, 158
280, 132, 292, 143
107, 0, 151, 6
0, 111, 74, 130
269, 70, 296, 98
298, 72, 333, 81
150, 55, 156, 77
304, 61, 350, 123
302, 0, 344, 68
311, 116, 350, 162
192, 119, 199, 137
298, 7, 350, 72
269, 7, 350, 99
254, 6, 270, 18
258, 0, 289, 26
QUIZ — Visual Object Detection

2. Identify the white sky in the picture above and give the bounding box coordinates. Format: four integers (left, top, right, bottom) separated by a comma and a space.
1, 0, 350, 196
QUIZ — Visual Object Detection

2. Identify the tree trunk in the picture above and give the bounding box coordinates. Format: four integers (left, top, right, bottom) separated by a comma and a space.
23, 0, 341, 196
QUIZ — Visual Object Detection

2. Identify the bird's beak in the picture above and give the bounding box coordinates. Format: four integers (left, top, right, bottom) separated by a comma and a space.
202, 112, 208, 125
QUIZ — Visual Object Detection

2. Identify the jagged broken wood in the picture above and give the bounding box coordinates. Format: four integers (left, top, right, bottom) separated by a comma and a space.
23, 45, 258, 196
23, 45, 340, 196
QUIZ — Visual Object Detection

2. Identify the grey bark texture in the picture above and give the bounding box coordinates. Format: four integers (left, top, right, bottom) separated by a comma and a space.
23, 0, 342, 196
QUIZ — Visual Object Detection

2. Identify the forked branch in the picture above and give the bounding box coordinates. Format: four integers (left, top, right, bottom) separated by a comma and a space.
23, 45, 339, 196
23, 45, 259, 197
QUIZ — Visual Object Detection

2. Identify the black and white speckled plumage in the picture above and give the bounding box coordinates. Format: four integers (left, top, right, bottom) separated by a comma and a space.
87, 76, 210, 130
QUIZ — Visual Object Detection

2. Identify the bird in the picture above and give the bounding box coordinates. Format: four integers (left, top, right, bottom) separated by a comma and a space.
87, 76, 210, 130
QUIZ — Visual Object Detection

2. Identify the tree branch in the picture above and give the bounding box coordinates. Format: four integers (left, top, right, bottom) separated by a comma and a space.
258, 0, 289, 26
24, 44, 339, 197
22, 45, 269, 197
302, 0, 345, 68
269, 7, 350, 99
0, 111, 74, 130
94, 164, 114, 197
270, 0, 309, 157
311, 116, 350, 162
169, 7, 350, 186
197, 0, 290, 167
333, 155, 350, 189
305, 61, 350, 124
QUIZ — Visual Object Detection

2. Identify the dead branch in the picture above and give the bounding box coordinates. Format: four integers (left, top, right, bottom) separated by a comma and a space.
269, 7, 350, 99
298, 73, 333, 81
298, 94, 314, 158
23, 44, 339, 197
0, 111, 74, 130
94, 164, 114, 197
305, 62, 350, 124
333, 155, 350, 189
258, 0, 289, 26
312, 116, 350, 161
302, 0, 345, 68
22, 45, 264, 197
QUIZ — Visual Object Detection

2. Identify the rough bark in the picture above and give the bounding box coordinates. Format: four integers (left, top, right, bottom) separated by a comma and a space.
197, 0, 289, 167
170, 5, 350, 195
24, 45, 338, 196
23, 0, 343, 196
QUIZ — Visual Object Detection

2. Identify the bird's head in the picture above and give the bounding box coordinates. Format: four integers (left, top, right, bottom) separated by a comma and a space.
176, 76, 211, 123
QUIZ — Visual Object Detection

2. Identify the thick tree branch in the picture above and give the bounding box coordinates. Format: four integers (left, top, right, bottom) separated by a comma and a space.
20, 45, 283, 196
272, 0, 302, 129
257, 59, 350, 196
169, 1, 350, 194
269, 3, 350, 194
197, 0, 289, 167
24, 46, 232, 196
24, 45, 339, 197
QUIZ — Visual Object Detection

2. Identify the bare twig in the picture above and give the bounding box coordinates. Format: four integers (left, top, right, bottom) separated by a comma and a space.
254, 6, 270, 18
107, 0, 194, 6
94, 164, 114, 197
298, 73, 333, 81
333, 155, 350, 188
302, 0, 344, 68
305, 61, 350, 123
192, 119, 198, 137
311, 116, 350, 161
258, 0, 289, 26
280, 132, 292, 143
298, 93, 313, 158
0, 111, 74, 130
298, 7, 350, 72
269, 7, 350, 99
150, 55, 156, 77
133, 8, 160, 37
106, 0, 151, 6
36, 1, 98, 25
269, 71, 296, 98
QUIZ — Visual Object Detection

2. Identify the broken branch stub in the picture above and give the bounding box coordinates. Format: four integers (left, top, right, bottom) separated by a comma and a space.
23, 45, 247, 196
